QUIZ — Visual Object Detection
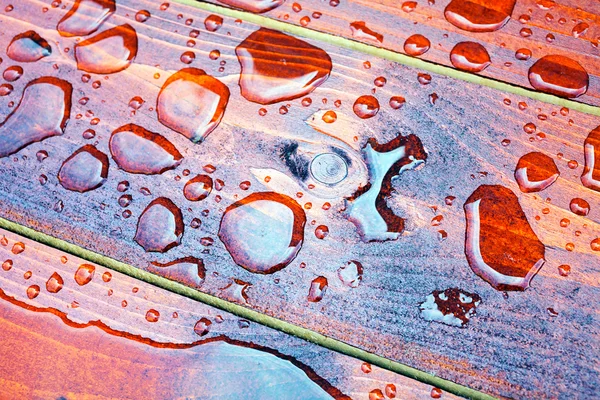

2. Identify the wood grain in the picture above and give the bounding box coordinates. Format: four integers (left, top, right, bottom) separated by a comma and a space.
0, 0, 598, 398
0, 227, 457, 400
202, 0, 600, 107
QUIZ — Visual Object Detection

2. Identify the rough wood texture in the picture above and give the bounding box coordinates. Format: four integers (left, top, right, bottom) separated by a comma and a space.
0, 227, 456, 400
0, 0, 598, 398
204, 0, 600, 106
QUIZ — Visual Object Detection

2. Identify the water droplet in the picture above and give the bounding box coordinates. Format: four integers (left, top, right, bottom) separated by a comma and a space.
135, 197, 184, 252
389, 96, 405, 110
417, 73, 431, 85
11, 242, 25, 254
7, 31, 52, 62
219, 192, 306, 274
558, 264, 570, 277
74, 24, 138, 74
353, 95, 379, 119
194, 317, 212, 336
157, 68, 230, 143
314, 225, 329, 239
27, 285, 40, 299
0, 84, 13, 97
450, 42, 491, 73
118, 194, 132, 207
204, 14, 223, 32
431, 387, 443, 398
218, 0, 284, 13
307, 276, 327, 302
401, 1, 417, 12
385, 384, 397, 398
145, 309, 160, 322
236, 28, 332, 104
46, 272, 64, 293
569, 198, 590, 216
184, 174, 213, 201
74, 264, 95, 285
464, 185, 545, 291
420, 287, 481, 327
404, 34, 430, 56
322, 110, 337, 123
148, 257, 205, 288
135, 9, 151, 22
444, 0, 516, 32
581, 126, 600, 191
528, 55, 588, 98
514, 152, 559, 193
57, 0, 116, 37
3, 66, 23, 82
337, 260, 363, 288
349, 21, 383, 43
58, 145, 109, 192
220, 279, 251, 304
2, 260, 13, 271
591, 238, 600, 252
109, 124, 183, 174
572, 22, 589, 38
369, 389, 385, 400
361, 362, 372, 373
102, 271, 112, 282
515, 48, 532, 61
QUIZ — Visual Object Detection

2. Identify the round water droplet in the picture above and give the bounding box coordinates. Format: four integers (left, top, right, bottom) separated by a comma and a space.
353, 95, 379, 119
528, 55, 589, 98
184, 174, 213, 201
450, 42, 491, 73
27, 285, 40, 299
404, 34, 430, 56
135, 10, 151, 22
145, 309, 160, 322
74, 264, 95, 286
569, 198, 590, 216
194, 317, 212, 336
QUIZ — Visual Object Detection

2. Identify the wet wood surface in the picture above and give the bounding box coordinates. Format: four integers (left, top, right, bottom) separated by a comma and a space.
205, 0, 600, 107
0, 227, 458, 400
0, 0, 599, 398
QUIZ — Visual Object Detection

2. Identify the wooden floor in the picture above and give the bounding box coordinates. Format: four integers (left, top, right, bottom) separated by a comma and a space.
0, 0, 598, 398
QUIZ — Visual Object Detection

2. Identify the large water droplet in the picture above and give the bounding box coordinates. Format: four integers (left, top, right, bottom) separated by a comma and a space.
349, 21, 384, 43
353, 95, 380, 119
0, 77, 72, 158
74, 264, 95, 285
404, 34, 430, 56
46, 272, 64, 293
183, 174, 213, 201
109, 124, 183, 174
157, 68, 230, 143
57, 0, 116, 37
346, 134, 427, 241
74, 24, 138, 74
514, 152, 559, 193
219, 192, 306, 274
464, 185, 545, 291
58, 145, 109, 192
450, 42, 491, 73
7, 31, 52, 62
236, 28, 332, 104
419, 288, 481, 327
337, 260, 363, 288
444, 0, 516, 32
148, 257, 205, 289
528, 55, 589, 98
134, 197, 184, 253
581, 125, 600, 191
569, 198, 590, 216
217, 0, 284, 13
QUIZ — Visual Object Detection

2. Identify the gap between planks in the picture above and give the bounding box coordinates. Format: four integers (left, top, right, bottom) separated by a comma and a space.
175, 0, 600, 118
0, 215, 495, 400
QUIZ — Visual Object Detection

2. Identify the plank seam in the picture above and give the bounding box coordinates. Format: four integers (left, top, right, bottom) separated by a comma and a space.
174, 0, 600, 117
0, 216, 496, 400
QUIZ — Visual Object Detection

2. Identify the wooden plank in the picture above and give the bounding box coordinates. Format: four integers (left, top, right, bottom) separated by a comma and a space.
0, 227, 459, 400
0, 0, 598, 398
198, 0, 600, 107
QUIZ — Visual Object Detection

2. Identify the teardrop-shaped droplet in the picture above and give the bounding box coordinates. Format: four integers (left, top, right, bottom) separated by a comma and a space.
218, 192, 306, 274
157, 68, 230, 143
217, 0, 284, 13
0, 77, 72, 158
404, 34, 430, 56
74, 264, 95, 285
514, 152, 559, 193
183, 174, 213, 201
528, 55, 589, 98
444, 0, 516, 32
46, 272, 64, 293
74, 24, 138, 74
450, 42, 491, 73
236, 28, 332, 105
7, 31, 52, 62
57, 0, 116, 37
109, 124, 183, 175
134, 197, 184, 252
58, 145, 109, 192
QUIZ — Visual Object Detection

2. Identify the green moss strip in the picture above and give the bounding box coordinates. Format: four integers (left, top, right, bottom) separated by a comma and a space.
175, 0, 600, 117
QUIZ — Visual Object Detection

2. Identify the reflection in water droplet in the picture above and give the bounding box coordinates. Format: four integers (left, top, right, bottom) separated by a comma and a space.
46, 272, 64, 293
569, 198, 590, 216
57, 0, 116, 37
528, 55, 589, 98
0, 77, 72, 158
109, 124, 183, 175
236, 28, 332, 105
135, 197, 184, 253
464, 185, 545, 291
219, 192, 306, 274
27, 285, 40, 299
74, 264, 95, 285
514, 152, 559, 193
404, 34, 430, 56
74, 24, 138, 74
307, 276, 327, 302
450, 42, 491, 73
349, 21, 383, 43
145, 309, 160, 322
353, 95, 379, 119
444, 0, 516, 32
337, 260, 363, 288
157, 68, 230, 143
7, 31, 52, 62
581, 126, 600, 191
58, 145, 109, 192
184, 174, 213, 201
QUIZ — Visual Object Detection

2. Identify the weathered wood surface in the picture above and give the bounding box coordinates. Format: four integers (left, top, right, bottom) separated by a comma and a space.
0, 0, 598, 398
204, 0, 600, 107
0, 227, 457, 400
